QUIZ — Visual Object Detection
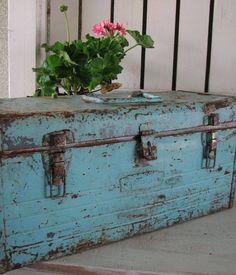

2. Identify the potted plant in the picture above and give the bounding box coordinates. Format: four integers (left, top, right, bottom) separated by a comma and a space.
33, 5, 154, 97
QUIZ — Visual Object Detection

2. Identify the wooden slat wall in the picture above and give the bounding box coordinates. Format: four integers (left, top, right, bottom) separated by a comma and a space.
36, 0, 47, 66
114, 0, 143, 89
176, 0, 210, 92
145, 0, 176, 91
209, 0, 236, 95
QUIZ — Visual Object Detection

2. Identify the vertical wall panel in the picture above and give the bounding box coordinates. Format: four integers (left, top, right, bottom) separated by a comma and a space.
8, 0, 36, 97
176, 0, 210, 92
36, 0, 47, 66
81, 0, 110, 38
209, 0, 236, 95
49, 0, 78, 43
145, 0, 176, 91
114, 0, 143, 89
0, 0, 8, 98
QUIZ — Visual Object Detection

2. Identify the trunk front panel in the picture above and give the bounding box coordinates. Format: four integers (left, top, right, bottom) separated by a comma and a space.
1, 128, 235, 269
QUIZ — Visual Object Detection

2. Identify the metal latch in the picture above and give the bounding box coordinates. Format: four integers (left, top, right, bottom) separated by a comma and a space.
139, 123, 157, 160
42, 130, 74, 198
50, 132, 66, 186
202, 113, 219, 168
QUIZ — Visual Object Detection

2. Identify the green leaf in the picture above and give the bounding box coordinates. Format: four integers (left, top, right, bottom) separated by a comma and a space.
89, 57, 104, 70
60, 51, 77, 65
41, 43, 51, 53
115, 35, 129, 48
52, 41, 65, 52
127, 30, 154, 48
46, 55, 62, 70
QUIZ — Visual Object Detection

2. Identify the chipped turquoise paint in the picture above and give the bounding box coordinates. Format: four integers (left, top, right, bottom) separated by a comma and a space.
0, 91, 236, 273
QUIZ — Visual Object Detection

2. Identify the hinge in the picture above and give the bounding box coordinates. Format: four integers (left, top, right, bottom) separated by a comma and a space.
202, 113, 219, 169
42, 130, 74, 198
139, 123, 157, 160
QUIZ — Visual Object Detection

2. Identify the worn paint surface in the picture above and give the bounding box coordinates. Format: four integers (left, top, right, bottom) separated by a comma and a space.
0, 91, 236, 273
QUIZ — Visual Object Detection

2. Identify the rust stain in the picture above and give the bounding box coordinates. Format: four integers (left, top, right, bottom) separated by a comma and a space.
208, 205, 229, 215
0, 112, 53, 122
0, 256, 12, 273
98, 229, 111, 246
138, 222, 153, 233
175, 95, 186, 99
171, 216, 185, 226
74, 240, 97, 253
90, 109, 115, 114
0, 111, 75, 125
204, 98, 232, 113
62, 112, 75, 119
71, 194, 79, 199
46, 245, 65, 259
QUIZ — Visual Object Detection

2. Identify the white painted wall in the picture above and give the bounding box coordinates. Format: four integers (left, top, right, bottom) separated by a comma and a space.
8, 0, 36, 98
6, 0, 236, 98
36, 0, 48, 67
145, 0, 176, 91
176, 0, 210, 92
114, 0, 143, 90
209, 0, 236, 95
0, 0, 8, 98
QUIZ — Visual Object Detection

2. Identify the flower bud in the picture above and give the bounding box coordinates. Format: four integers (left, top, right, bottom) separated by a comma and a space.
59, 5, 68, 13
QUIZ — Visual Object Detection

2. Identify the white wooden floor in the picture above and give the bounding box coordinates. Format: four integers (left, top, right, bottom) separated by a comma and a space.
6, 204, 236, 275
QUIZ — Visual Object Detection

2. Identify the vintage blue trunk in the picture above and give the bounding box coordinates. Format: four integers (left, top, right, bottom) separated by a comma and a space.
0, 90, 236, 273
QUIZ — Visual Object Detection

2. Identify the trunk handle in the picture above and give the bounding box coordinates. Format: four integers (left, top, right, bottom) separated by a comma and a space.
81, 90, 163, 104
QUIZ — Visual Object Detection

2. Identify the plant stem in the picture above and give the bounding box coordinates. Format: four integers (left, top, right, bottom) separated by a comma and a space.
64, 11, 71, 42
124, 44, 139, 53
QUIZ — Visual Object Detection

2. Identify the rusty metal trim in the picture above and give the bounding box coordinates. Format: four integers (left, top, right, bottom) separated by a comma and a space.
1, 121, 236, 158
204, 98, 233, 113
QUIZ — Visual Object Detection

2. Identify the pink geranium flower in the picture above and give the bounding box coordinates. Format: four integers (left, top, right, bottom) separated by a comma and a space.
92, 23, 106, 36
92, 19, 126, 37
114, 22, 126, 36
92, 19, 114, 36
102, 19, 115, 33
